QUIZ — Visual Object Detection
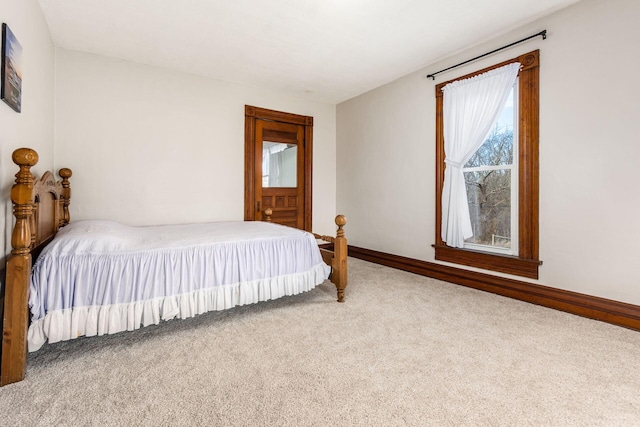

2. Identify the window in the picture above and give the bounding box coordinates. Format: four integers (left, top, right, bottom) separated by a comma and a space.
434, 50, 541, 279
463, 84, 518, 255
262, 142, 298, 187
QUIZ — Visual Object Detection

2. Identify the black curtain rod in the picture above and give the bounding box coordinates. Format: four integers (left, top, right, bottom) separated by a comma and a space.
426, 30, 547, 80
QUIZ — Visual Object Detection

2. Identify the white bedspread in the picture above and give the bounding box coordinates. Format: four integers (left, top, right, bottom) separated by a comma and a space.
29, 220, 330, 351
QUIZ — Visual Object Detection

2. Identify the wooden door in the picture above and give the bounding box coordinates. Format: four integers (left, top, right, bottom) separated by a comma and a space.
244, 106, 313, 231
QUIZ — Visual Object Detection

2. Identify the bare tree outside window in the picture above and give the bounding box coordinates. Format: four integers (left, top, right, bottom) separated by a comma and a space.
464, 125, 514, 249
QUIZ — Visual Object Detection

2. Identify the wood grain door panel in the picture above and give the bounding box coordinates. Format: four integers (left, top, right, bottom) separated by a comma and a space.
261, 190, 299, 227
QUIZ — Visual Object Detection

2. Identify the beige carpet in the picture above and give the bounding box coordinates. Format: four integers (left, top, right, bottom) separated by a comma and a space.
1, 258, 639, 426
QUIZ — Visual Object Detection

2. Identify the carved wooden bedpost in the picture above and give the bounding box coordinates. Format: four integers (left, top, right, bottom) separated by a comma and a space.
313, 215, 348, 302
59, 168, 72, 226
333, 215, 348, 302
264, 208, 272, 222
1, 148, 38, 386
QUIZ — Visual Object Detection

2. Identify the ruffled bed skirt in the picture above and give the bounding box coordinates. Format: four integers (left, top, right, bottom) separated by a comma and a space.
28, 262, 329, 352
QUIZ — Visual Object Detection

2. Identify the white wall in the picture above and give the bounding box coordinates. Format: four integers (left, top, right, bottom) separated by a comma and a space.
337, 0, 640, 305
0, 0, 55, 260
54, 49, 337, 235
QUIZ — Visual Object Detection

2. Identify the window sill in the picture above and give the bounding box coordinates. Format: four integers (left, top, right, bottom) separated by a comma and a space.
433, 244, 541, 279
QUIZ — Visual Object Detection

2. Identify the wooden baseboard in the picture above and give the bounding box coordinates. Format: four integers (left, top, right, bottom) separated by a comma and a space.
348, 246, 640, 331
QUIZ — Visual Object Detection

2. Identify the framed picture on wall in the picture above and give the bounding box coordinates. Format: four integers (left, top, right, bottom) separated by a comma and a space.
1, 23, 22, 113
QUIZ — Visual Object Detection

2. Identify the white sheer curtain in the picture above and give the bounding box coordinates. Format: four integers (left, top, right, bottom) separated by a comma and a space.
268, 150, 283, 187
441, 62, 520, 248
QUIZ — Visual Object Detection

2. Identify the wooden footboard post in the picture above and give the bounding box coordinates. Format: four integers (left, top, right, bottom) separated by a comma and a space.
263, 208, 272, 222
1, 148, 38, 386
333, 215, 348, 303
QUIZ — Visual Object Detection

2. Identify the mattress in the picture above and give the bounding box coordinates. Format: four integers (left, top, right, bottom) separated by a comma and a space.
28, 220, 330, 351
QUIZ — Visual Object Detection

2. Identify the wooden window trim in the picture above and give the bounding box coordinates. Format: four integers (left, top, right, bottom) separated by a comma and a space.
434, 50, 542, 279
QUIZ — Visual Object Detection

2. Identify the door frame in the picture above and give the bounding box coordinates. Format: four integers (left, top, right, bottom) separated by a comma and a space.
244, 105, 314, 231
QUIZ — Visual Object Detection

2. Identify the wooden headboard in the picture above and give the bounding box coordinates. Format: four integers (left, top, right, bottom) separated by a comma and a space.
1, 148, 72, 386
12, 149, 72, 252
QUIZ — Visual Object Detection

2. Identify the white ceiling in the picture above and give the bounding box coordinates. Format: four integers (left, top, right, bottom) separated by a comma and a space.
38, 0, 582, 104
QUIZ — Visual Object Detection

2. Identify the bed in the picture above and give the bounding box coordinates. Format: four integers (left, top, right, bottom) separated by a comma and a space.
1, 147, 348, 386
